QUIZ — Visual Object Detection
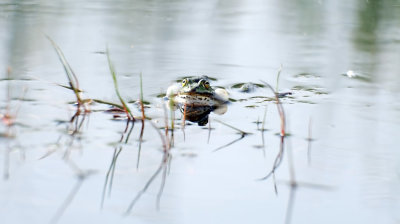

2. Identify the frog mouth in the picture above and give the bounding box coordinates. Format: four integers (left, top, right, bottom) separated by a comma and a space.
178, 91, 213, 96
175, 94, 214, 106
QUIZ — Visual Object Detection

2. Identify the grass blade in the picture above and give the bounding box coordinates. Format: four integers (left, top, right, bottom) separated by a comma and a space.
46, 35, 82, 104
105, 47, 134, 121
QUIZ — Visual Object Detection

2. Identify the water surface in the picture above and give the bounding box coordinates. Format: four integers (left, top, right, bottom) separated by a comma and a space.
1, 1, 400, 224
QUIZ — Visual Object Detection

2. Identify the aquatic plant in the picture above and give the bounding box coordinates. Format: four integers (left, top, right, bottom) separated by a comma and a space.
0, 67, 20, 180
105, 47, 135, 121
275, 64, 283, 93
137, 72, 146, 169
258, 80, 286, 195
125, 107, 172, 214
46, 35, 88, 114
101, 119, 135, 208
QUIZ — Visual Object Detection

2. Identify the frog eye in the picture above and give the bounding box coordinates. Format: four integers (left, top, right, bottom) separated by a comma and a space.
204, 81, 210, 89
199, 79, 210, 88
182, 79, 188, 87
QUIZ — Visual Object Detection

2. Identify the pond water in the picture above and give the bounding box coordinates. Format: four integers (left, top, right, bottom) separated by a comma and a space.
1, 0, 400, 223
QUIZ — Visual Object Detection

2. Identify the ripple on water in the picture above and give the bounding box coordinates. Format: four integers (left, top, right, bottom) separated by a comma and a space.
341, 71, 372, 83
227, 81, 328, 106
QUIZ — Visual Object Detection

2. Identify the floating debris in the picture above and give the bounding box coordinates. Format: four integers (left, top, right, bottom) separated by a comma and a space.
346, 70, 356, 78
342, 70, 371, 82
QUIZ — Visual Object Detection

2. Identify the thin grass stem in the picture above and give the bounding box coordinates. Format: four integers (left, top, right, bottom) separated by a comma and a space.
137, 119, 144, 170
307, 117, 312, 165
275, 64, 283, 93
46, 35, 82, 104
93, 99, 124, 110
137, 73, 146, 169
105, 47, 134, 121
182, 103, 187, 141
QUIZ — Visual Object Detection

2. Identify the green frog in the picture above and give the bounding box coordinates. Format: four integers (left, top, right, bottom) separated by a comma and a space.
167, 76, 229, 106
166, 76, 229, 125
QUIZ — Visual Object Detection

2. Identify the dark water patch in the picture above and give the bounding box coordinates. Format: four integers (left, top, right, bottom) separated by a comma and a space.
249, 96, 275, 100
0, 77, 34, 81
293, 72, 321, 79
155, 93, 166, 98
245, 105, 258, 108
231, 82, 265, 93
229, 95, 280, 104
106, 142, 120, 147
93, 51, 106, 54
291, 85, 329, 95
128, 99, 151, 105
228, 98, 238, 102
235, 98, 248, 102
179, 151, 198, 158
212, 85, 226, 90
54, 119, 70, 125
250, 96, 276, 104
253, 145, 266, 149
296, 100, 317, 104
141, 101, 151, 106
226, 88, 322, 105
275, 88, 321, 104
10, 97, 36, 102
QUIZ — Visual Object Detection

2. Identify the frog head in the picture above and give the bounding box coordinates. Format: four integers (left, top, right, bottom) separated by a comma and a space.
179, 77, 213, 95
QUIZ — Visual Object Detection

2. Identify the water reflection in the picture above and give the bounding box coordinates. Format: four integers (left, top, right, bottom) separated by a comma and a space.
179, 105, 212, 126
354, 0, 381, 53
1, 0, 400, 224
